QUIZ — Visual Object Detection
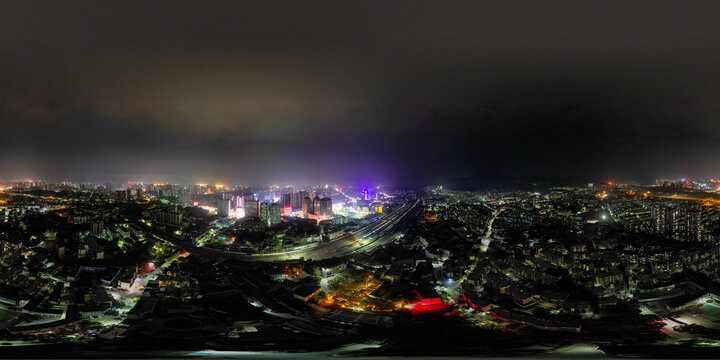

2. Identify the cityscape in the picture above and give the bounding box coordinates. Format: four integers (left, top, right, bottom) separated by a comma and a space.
4, 1, 720, 359
2, 179, 720, 357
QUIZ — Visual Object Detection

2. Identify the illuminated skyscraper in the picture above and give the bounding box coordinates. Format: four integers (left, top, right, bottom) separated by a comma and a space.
269, 203, 282, 226
651, 203, 702, 242
319, 198, 333, 216
91, 221, 104, 237
361, 188, 370, 200
260, 202, 269, 225
282, 193, 293, 208
372, 202, 383, 213
235, 195, 244, 210
217, 199, 231, 217
313, 195, 321, 215
297, 191, 309, 210
302, 196, 313, 215
161, 206, 183, 225
245, 199, 259, 218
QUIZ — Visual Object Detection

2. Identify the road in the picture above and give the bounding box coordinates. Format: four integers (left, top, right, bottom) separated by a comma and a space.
439, 207, 502, 299
155, 201, 421, 262
479, 208, 502, 253
110, 250, 186, 310
217, 201, 421, 261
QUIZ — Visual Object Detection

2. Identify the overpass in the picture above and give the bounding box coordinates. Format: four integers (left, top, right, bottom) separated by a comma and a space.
153, 201, 421, 262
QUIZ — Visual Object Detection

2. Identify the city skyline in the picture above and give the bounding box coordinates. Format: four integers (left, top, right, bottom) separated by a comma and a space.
3, 177, 720, 357
4, 2, 720, 358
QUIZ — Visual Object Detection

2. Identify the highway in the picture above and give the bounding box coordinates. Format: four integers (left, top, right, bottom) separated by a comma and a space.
241, 200, 420, 261
187, 201, 421, 262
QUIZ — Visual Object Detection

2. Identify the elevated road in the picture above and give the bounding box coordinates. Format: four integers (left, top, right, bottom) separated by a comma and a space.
156, 201, 421, 262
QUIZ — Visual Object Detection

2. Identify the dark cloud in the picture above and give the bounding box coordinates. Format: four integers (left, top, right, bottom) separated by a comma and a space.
1, 1, 720, 185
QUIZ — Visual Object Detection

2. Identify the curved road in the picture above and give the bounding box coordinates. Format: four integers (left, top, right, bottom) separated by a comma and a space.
156, 201, 421, 262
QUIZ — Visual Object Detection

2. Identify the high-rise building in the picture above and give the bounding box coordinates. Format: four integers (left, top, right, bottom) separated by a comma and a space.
302, 196, 313, 215
319, 198, 333, 216
651, 203, 702, 242
234, 195, 244, 212
269, 203, 282, 226
217, 199, 231, 217
161, 206, 183, 225
361, 188, 371, 201
288, 193, 296, 210
282, 193, 292, 208
179, 191, 190, 204
313, 195, 321, 215
136, 189, 144, 200
280, 192, 306, 210
685, 206, 702, 242
245, 199, 259, 218
372, 202, 383, 214
91, 221, 104, 237
57, 239, 65, 259
297, 191, 309, 210
260, 202, 269, 225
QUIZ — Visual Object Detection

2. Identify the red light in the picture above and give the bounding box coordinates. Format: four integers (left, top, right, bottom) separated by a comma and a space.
407, 300, 448, 313
420, 297, 442, 305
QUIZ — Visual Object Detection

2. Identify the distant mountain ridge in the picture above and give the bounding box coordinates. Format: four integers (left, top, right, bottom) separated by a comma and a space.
441, 174, 590, 192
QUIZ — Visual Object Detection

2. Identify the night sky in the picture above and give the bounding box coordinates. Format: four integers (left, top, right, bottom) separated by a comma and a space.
1, 1, 720, 185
